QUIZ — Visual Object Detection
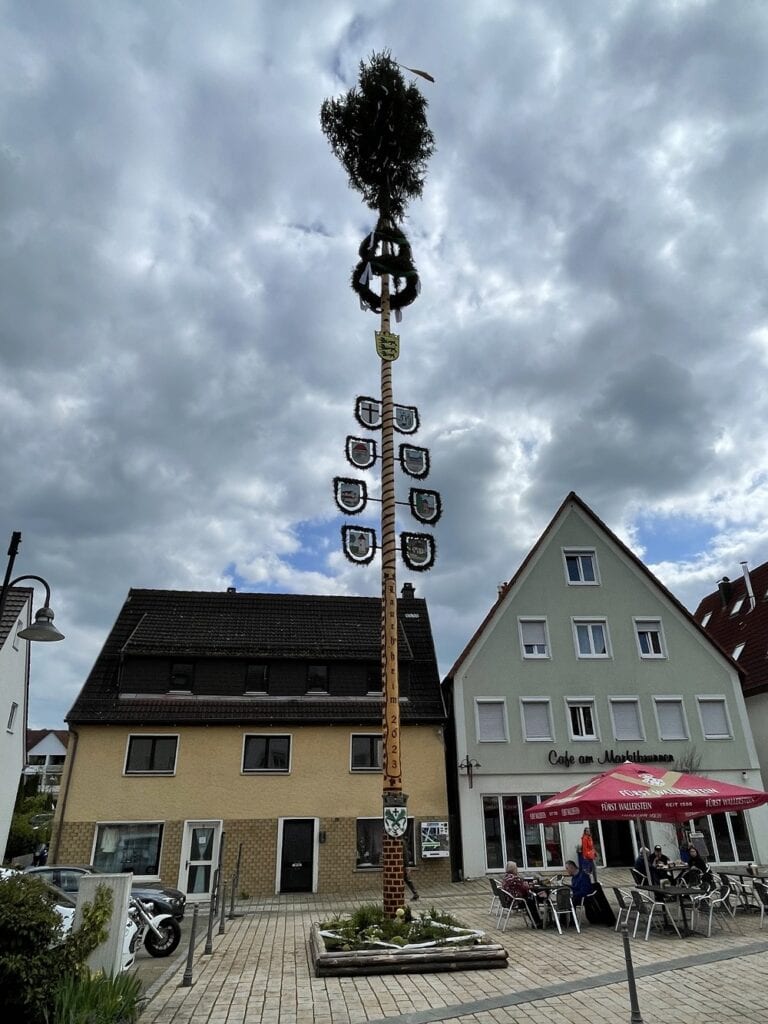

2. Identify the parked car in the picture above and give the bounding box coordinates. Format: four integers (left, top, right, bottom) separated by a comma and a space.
24, 864, 186, 919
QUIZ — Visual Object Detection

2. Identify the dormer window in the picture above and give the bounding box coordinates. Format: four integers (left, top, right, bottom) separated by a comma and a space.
245, 663, 269, 693
307, 664, 328, 692
170, 662, 193, 691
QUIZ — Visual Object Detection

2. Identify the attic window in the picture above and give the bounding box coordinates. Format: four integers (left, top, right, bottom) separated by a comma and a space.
244, 663, 269, 693
701, 611, 712, 628
307, 664, 328, 692
404, 612, 420, 619
733, 643, 746, 660
731, 598, 745, 616
169, 662, 193, 691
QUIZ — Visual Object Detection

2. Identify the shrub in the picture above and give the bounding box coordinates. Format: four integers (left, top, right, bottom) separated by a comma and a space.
0, 874, 115, 1024
45, 969, 143, 1024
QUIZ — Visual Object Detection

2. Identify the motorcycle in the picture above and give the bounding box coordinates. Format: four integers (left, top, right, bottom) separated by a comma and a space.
128, 896, 182, 957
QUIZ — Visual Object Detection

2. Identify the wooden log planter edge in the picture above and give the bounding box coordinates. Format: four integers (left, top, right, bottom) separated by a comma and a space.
309, 922, 509, 977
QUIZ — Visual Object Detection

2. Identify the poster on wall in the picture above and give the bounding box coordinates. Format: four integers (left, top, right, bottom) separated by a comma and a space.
420, 821, 450, 859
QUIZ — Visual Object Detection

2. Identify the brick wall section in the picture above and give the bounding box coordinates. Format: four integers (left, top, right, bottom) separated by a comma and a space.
55, 816, 451, 897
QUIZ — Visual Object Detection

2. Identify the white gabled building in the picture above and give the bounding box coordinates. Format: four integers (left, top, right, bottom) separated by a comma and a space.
443, 493, 768, 880
0, 588, 33, 860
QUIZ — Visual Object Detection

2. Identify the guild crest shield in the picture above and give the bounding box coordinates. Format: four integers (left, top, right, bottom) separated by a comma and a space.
394, 404, 419, 434
345, 436, 377, 470
342, 525, 377, 565
401, 532, 436, 571
334, 477, 367, 515
383, 805, 409, 839
409, 488, 442, 525
399, 444, 430, 479
355, 396, 382, 430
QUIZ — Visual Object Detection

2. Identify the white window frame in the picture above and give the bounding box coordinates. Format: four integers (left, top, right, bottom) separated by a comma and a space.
350, 733, 383, 772
241, 733, 292, 774
634, 617, 667, 659
565, 697, 599, 741
696, 696, 732, 740
6, 701, 19, 733
730, 598, 744, 616
732, 642, 746, 660
474, 698, 509, 743
562, 548, 600, 585
653, 697, 689, 741
518, 617, 550, 659
608, 697, 645, 742
123, 734, 179, 776
700, 611, 712, 628
12, 619, 21, 651
520, 698, 555, 742
572, 617, 611, 658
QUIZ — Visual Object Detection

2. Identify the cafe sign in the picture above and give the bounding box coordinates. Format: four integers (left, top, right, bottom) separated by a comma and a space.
548, 748, 676, 768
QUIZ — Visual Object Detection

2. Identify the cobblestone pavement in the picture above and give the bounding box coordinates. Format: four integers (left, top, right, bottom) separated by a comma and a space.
139, 871, 768, 1024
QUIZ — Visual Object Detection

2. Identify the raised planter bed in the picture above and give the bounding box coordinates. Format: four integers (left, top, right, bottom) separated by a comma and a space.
310, 921, 508, 977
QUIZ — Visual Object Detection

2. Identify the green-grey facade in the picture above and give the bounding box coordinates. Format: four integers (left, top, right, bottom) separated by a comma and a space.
444, 493, 768, 879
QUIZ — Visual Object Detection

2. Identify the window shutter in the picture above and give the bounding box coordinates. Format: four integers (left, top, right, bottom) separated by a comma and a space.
612, 701, 642, 741
700, 700, 729, 738
521, 621, 546, 645
657, 700, 686, 739
522, 701, 552, 740
477, 701, 507, 741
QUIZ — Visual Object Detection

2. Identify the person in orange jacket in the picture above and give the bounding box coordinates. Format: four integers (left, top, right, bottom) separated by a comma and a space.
579, 827, 596, 878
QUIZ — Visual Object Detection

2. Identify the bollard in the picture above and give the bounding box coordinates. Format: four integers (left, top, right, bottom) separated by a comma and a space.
218, 880, 227, 935
180, 905, 199, 987
203, 890, 216, 955
229, 871, 237, 919
620, 922, 644, 1023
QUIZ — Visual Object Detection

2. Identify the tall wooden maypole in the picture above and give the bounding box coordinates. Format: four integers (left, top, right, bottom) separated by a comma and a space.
322, 53, 437, 916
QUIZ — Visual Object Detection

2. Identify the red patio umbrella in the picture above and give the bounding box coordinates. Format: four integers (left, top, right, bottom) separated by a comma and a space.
524, 761, 768, 825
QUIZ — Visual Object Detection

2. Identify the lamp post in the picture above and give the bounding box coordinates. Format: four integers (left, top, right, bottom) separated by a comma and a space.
0, 531, 65, 643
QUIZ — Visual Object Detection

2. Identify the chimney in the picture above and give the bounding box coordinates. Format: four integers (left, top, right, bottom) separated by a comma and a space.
401, 582, 415, 600
226, 587, 237, 594
497, 582, 507, 598
740, 562, 756, 612
717, 577, 732, 608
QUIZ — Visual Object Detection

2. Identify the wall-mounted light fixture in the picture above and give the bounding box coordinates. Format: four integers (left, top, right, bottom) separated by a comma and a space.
458, 756, 481, 789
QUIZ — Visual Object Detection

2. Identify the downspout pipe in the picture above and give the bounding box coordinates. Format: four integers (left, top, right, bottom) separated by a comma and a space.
49, 726, 78, 862
740, 561, 756, 612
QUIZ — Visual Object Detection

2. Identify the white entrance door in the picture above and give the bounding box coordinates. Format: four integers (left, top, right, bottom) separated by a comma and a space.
178, 820, 222, 900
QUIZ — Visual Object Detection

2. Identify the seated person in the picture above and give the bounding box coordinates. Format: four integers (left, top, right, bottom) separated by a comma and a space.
564, 859, 595, 906
684, 845, 715, 889
501, 860, 543, 927
651, 845, 672, 883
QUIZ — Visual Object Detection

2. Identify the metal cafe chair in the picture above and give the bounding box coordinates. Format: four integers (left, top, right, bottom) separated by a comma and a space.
544, 886, 581, 935
754, 881, 768, 929
690, 884, 738, 938
496, 885, 536, 931
488, 877, 501, 917
629, 888, 681, 940
611, 887, 634, 933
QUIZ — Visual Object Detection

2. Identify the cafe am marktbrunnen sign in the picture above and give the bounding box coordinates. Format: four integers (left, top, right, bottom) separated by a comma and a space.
548, 748, 675, 769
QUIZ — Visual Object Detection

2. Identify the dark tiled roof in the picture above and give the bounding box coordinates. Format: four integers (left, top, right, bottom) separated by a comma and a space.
1, 587, 32, 649
27, 728, 69, 753
694, 563, 768, 696
67, 590, 444, 726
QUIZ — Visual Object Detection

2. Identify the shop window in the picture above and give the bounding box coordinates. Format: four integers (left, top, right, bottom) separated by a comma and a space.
356, 818, 414, 868
93, 822, 163, 876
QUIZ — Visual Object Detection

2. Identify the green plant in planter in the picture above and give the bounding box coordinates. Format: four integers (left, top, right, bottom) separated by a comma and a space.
319, 903, 481, 952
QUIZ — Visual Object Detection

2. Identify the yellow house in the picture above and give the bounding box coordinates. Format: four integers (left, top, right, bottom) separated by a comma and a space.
52, 586, 449, 898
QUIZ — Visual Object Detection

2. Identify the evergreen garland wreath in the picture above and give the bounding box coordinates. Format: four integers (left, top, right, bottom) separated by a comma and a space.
352, 220, 420, 313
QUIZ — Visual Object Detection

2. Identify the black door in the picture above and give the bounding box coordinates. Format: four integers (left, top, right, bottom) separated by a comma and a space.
280, 820, 314, 892
600, 819, 633, 866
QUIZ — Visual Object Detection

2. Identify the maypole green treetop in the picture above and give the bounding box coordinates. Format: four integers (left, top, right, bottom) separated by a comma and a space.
321, 51, 434, 314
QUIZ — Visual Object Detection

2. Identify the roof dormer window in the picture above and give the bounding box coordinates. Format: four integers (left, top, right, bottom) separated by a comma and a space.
731, 598, 745, 616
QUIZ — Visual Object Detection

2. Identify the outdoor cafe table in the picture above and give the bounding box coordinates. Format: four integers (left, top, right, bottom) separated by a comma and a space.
639, 884, 706, 937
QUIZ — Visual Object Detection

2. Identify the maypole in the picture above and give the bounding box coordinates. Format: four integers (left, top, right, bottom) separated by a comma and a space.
322, 52, 437, 917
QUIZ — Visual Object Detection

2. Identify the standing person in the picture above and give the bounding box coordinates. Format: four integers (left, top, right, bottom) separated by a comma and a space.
580, 827, 596, 878
402, 839, 419, 901
501, 861, 543, 927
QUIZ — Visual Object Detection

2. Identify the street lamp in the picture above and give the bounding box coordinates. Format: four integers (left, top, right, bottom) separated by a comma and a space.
0, 532, 64, 642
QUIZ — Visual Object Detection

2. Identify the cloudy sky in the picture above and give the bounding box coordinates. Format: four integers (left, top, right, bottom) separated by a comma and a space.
3, 0, 768, 729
